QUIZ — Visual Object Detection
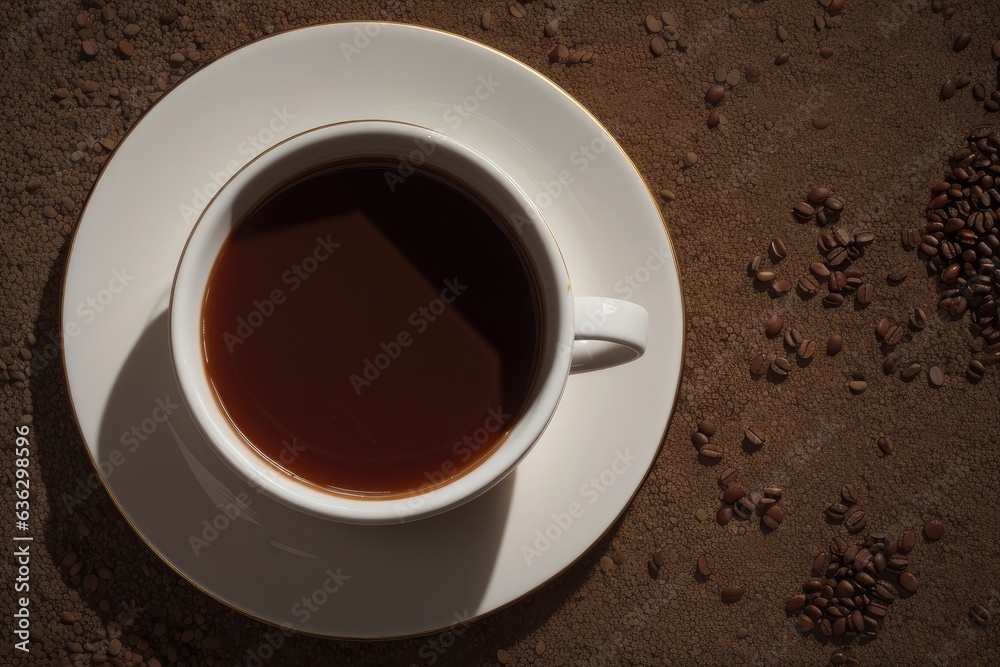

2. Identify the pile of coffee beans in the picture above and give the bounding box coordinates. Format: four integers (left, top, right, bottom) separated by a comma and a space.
715, 467, 785, 531
786, 531, 919, 645
644, 11, 689, 56
824, 484, 868, 534
916, 128, 1000, 381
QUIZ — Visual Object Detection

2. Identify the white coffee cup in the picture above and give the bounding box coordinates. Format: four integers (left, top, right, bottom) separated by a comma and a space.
169, 120, 648, 524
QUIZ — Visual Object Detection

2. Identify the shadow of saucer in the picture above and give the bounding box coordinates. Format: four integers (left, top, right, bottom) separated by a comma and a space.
94, 310, 514, 637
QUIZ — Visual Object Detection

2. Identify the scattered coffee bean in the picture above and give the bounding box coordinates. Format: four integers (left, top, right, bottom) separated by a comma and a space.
784, 328, 802, 348
775, 52, 790, 66
924, 519, 945, 540
827, 334, 844, 355
827, 503, 847, 522
744, 426, 765, 447
786, 593, 807, 612
883, 353, 901, 374
480, 10, 492, 29
953, 33, 972, 52
824, 293, 845, 306
763, 505, 785, 530
722, 485, 746, 504
810, 261, 831, 278
970, 604, 992, 626
684, 151, 698, 167
706, 85, 726, 106
798, 339, 816, 359
700, 443, 724, 460
898, 572, 919, 592
771, 357, 791, 376
841, 484, 860, 505
887, 263, 909, 283
793, 202, 816, 220
828, 0, 845, 15
650, 35, 667, 56
707, 108, 721, 127
718, 467, 738, 487
644, 14, 662, 33
509, 2, 527, 18
928, 365, 944, 387
549, 44, 569, 62
897, 531, 916, 554
692, 431, 710, 447
751, 353, 768, 376
756, 270, 777, 283
813, 116, 831, 130
820, 46, 834, 59
799, 274, 821, 294
717, 506, 733, 525
910, 308, 929, 329
721, 585, 744, 603
941, 79, 958, 100
765, 315, 784, 337
845, 509, 867, 533
697, 553, 715, 576
771, 238, 788, 259
697, 419, 716, 436
848, 380, 867, 394
900, 361, 922, 380
856, 283, 874, 305
544, 19, 559, 37
968, 358, 986, 381
772, 279, 793, 295
764, 486, 783, 499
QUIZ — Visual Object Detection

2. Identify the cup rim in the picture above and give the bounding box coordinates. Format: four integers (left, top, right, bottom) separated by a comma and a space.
168, 119, 576, 524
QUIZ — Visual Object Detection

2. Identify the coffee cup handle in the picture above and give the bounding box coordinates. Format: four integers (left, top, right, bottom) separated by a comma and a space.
570, 297, 649, 373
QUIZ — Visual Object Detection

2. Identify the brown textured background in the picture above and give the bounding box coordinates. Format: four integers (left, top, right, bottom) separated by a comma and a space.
2, 0, 1000, 665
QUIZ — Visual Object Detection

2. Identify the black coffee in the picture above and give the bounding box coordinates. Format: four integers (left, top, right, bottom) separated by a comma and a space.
202, 159, 542, 496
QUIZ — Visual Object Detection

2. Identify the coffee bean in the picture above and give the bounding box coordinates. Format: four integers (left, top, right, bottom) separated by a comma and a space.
883, 353, 901, 374
900, 361, 922, 379
968, 358, 986, 380
697, 553, 715, 576
924, 519, 945, 540
884, 324, 905, 346
772, 279, 794, 295
650, 35, 667, 56
707, 108, 721, 127
827, 247, 849, 266
765, 651, 778, 667
824, 292, 845, 306
718, 467, 738, 487
706, 85, 726, 106
853, 231, 876, 245
771, 357, 791, 376
874, 580, 898, 601
827, 334, 844, 355
848, 380, 867, 394
856, 283, 874, 305
799, 274, 821, 294
970, 604, 992, 626
887, 263, 909, 282
941, 79, 958, 100
771, 238, 788, 259
798, 339, 816, 359
829, 0, 845, 15
876, 317, 892, 339
820, 46, 834, 59
722, 485, 746, 504
910, 307, 929, 329
717, 506, 733, 525
692, 431, 710, 447
775, 52, 790, 66
544, 19, 559, 37
763, 505, 784, 530
898, 572, 919, 593
845, 509, 867, 533
953, 33, 972, 52
797, 615, 815, 632
718, 585, 745, 605
897, 531, 916, 554
784, 328, 802, 348
808, 186, 831, 203
756, 270, 776, 283
644, 14, 662, 32
700, 443, 724, 460
877, 435, 894, 455
765, 314, 784, 337
887, 554, 909, 571
794, 202, 816, 220
509, 2, 527, 19
929, 365, 945, 387
826, 503, 847, 522
804, 604, 823, 620
751, 353, 768, 376
786, 593, 806, 612
684, 152, 698, 167
841, 484, 860, 505
480, 10, 493, 29
810, 262, 831, 278
698, 419, 717, 437
813, 116, 831, 130
830, 537, 848, 557
744, 426, 765, 447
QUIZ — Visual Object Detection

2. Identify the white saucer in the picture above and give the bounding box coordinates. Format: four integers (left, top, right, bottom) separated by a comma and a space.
61, 23, 684, 639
